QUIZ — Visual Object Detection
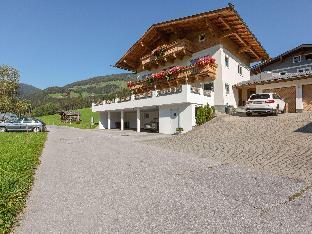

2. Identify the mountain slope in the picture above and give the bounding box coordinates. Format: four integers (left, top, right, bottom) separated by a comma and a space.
19, 83, 41, 98
24, 73, 136, 116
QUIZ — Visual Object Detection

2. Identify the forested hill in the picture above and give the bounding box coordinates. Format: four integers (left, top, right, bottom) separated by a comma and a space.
19, 83, 41, 98
20, 73, 136, 116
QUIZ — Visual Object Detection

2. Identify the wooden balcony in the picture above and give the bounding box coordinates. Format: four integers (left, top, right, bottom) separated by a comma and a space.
129, 62, 217, 95
140, 39, 194, 70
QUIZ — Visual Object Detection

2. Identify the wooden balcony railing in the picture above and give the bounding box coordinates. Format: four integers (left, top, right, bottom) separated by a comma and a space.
140, 39, 194, 70
128, 59, 217, 95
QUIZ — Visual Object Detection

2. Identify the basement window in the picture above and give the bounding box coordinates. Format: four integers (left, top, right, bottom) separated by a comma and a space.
199, 33, 206, 42
293, 55, 301, 63
204, 82, 214, 91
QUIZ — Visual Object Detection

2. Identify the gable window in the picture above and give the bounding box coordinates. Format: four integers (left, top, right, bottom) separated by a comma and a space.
293, 55, 301, 63
199, 33, 206, 42
237, 65, 243, 75
305, 54, 312, 60
225, 83, 230, 95
225, 56, 229, 68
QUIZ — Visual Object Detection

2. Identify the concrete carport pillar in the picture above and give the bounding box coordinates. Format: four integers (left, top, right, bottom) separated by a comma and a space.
296, 82, 303, 112
107, 111, 111, 129
121, 110, 124, 131
137, 108, 141, 132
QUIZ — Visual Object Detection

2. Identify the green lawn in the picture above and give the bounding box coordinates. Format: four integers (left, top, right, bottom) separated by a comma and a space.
38, 108, 99, 129
0, 132, 47, 233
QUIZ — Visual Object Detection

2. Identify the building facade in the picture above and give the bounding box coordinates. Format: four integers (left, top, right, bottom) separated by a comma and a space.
92, 4, 268, 134
236, 44, 312, 113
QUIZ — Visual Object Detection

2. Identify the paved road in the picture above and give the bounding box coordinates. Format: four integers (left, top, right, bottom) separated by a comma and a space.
16, 126, 312, 233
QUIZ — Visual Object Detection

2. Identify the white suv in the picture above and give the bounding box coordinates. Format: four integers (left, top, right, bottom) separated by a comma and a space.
245, 93, 286, 116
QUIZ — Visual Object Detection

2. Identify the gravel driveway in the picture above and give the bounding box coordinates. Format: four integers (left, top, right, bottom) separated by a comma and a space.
16, 125, 312, 233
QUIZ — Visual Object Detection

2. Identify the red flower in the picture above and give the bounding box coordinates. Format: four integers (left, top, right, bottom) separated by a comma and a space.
194, 55, 215, 67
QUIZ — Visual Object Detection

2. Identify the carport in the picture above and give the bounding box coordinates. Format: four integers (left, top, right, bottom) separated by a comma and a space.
99, 107, 159, 132
234, 72, 312, 113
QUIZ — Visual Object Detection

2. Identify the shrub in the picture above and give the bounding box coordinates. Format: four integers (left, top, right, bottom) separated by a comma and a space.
195, 104, 215, 125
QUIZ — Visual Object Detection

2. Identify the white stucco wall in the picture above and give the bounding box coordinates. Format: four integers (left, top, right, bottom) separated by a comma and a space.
159, 103, 193, 134
221, 46, 250, 107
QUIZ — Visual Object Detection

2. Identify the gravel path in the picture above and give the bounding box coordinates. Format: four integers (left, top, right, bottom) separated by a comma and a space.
16, 125, 312, 233
150, 112, 312, 182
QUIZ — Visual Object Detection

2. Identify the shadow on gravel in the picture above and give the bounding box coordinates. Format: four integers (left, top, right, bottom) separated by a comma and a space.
295, 122, 312, 133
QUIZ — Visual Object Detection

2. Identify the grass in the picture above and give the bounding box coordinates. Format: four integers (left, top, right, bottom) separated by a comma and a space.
38, 107, 99, 129
0, 132, 47, 233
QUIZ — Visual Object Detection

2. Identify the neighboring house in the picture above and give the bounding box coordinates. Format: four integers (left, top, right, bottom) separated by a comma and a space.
92, 4, 268, 134
235, 44, 312, 112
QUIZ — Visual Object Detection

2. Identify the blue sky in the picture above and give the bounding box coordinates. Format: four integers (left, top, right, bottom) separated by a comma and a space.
1, 0, 311, 88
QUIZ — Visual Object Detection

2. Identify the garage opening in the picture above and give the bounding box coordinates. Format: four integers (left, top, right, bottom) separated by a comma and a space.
303, 84, 312, 112
263, 87, 296, 113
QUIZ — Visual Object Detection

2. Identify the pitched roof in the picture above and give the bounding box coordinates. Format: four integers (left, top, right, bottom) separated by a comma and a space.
115, 4, 269, 71
252, 44, 312, 74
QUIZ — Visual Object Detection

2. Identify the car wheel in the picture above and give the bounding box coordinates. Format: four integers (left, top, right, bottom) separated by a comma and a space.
246, 112, 252, 117
0, 127, 6, 132
33, 127, 40, 133
273, 106, 279, 116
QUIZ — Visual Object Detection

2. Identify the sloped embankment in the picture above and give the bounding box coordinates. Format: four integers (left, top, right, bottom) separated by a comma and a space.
151, 113, 312, 182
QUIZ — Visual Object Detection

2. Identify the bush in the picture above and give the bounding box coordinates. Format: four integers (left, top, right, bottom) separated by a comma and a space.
195, 104, 215, 125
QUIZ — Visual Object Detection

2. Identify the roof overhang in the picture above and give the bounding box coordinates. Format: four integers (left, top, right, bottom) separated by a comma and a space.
115, 4, 269, 72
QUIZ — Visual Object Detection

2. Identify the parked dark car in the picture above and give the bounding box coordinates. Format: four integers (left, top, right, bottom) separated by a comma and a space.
144, 118, 159, 132
0, 117, 47, 132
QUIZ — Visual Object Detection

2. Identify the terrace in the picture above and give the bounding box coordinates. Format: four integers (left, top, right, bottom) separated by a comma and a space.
93, 56, 217, 110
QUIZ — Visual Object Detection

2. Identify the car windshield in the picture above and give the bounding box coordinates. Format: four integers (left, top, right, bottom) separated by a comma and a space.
250, 94, 270, 100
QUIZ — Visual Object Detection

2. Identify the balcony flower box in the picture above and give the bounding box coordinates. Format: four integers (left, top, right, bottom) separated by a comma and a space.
141, 39, 194, 69
128, 55, 217, 94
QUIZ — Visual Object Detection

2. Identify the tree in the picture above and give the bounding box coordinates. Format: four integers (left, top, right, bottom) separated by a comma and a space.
0, 65, 30, 115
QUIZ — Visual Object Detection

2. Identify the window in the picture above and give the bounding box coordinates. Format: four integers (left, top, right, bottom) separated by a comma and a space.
297, 67, 311, 73
305, 54, 312, 60
250, 94, 270, 100
237, 65, 243, 75
199, 33, 206, 42
225, 83, 230, 95
22, 118, 33, 123
143, 113, 149, 119
273, 94, 281, 99
225, 56, 229, 68
280, 71, 287, 75
204, 82, 214, 91
293, 55, 301, 63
